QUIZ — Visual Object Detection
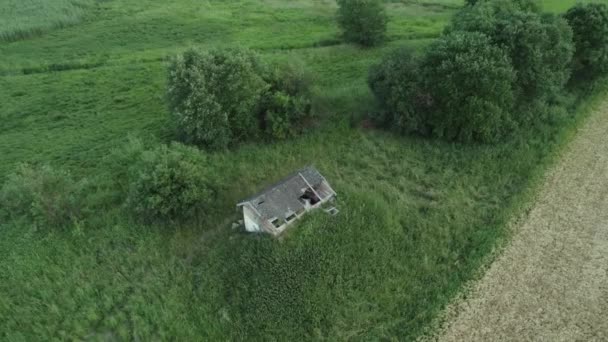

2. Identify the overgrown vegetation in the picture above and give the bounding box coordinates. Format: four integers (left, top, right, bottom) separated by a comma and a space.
371, 0, 577, 142
119, 139, 216, 223
565, 3, 608, 79
0, 0, 96, 42
167, 48, 315, 148
167, 48, 268, 150
422, 31, 516, 142
261, 59, 315, 140
368, 47, 426, 132
2, 0, 608, 340
0, 164, 88, 229
448, 0, 574, 114
337, 0, 388, 47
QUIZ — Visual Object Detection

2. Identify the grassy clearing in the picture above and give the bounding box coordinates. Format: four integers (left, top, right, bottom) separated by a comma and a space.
1, 0, 608, 340
0, 0, 97, 42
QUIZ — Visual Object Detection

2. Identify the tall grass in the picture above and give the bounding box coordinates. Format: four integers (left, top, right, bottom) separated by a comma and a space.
1, 0, 608, 340
0, 0, 95, 42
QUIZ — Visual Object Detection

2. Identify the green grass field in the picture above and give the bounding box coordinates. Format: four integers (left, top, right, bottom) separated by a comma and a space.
1, 0, 607, 340
0, 0, 98, 42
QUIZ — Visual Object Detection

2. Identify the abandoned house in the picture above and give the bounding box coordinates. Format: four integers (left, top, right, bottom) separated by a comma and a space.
236, 166, 337, 236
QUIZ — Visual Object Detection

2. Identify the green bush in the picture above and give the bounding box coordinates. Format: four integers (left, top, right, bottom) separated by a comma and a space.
167, 48, 268, 150
564, 3, 608, 79
261, 60, 314, 140
0, 164, 88, 229
336, 0, 388, 47
421, 31, 516, 142
449, 0, 574, 116
368, 47, 429, 133
126, 142, 215, 223
464, 0, 540, 12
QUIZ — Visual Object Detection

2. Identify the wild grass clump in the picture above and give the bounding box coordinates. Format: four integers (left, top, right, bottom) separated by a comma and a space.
0, 164, 88, 229
223, 193, 397, 339
336, 0, 388, 47
114, 138, 216, 223
0, 0, 95, 42
168, 48, 316, 148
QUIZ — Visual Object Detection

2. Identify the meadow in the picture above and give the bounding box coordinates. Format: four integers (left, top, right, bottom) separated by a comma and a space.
0, 0, 98, 42
1, 0, 607, 340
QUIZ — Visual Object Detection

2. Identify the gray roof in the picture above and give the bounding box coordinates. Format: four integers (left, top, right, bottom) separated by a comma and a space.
238, 166, 327, 221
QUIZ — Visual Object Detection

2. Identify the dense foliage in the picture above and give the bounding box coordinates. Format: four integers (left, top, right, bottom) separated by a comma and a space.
422, 32, 516, 142
0, 164, 88, 229
464, 0, 540, 12
368, 47, 428, 133
2, 0, 607, 340
124, 141, 215, 223
370, 0, 578, 142
261, 60, 314, 140
168, 48, 315, 146
448, 0, 574, 113
167, 48, 268, 150
224, 194, 399, 339
336, 0, 388, 47
564, 3, 608, 78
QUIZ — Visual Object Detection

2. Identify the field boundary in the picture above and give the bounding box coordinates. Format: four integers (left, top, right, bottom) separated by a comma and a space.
419, 80, 608, 341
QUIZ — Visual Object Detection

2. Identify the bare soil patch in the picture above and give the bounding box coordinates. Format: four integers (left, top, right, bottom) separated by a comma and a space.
428, 99, 608, 342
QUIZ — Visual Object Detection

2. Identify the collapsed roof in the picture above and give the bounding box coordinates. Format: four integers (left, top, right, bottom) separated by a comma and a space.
237, 166, 328, 221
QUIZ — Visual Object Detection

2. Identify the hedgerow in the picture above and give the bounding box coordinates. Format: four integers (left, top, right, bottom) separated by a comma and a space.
448, 0, 574, 117
564, 3, 608, 79
422, 31, 516, 142
368, 47, 428, 133
370, 0, 577, 143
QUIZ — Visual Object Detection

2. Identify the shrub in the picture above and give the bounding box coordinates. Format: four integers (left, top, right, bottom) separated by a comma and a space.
448, 0, 574, 116
261, 59, 314, 140
0, 164, 88, 229
336, 0, 388, 47
464, 0, 540, 12
126, 142, 215, 223
421, 31, 516, 142
368, 47, 429, 133
564, 3, 608, 78
167, 48, 268, 150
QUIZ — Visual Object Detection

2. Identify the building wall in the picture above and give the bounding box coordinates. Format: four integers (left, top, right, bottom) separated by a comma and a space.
243, 206, 261, 232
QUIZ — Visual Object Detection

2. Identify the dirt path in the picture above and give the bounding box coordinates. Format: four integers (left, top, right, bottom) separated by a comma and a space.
430, 99, 608, 342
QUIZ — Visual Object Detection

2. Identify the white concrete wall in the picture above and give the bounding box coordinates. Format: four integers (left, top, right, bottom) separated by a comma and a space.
243, 206, 261, 232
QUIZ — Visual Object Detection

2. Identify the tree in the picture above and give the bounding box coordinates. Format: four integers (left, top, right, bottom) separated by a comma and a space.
167, 48, 268, 150
126, 142, 215, 223
336, 0, 388, 47
260, 59, 315, 140
464, 0, 540, 12
564, 3, 608, 78
421, 31, 516, 142
448, 0, 573, 122
368, 47, 429, 133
